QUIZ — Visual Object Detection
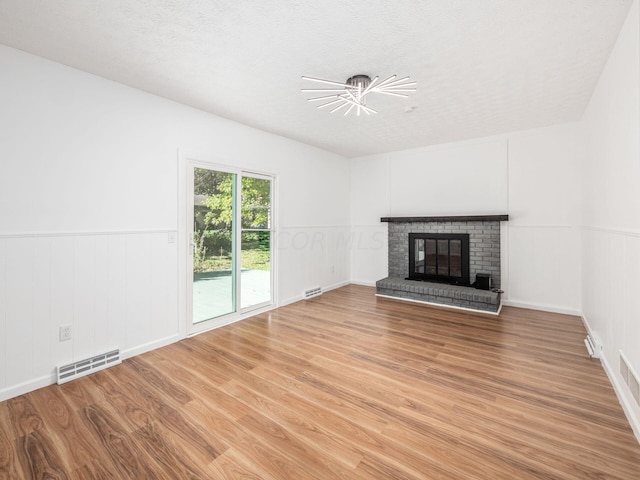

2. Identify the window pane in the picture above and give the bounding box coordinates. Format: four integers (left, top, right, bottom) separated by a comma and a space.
415, 239, 425, 273
241, 231, 271, 308
193, 168, 236, 323
426, 239, 437, 274
437, 239, 449, 275
450, 240, 462, 277
241, 177, 271, 229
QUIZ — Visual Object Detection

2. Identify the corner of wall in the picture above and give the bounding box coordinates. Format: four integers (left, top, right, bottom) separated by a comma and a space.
581, 313, 640, 443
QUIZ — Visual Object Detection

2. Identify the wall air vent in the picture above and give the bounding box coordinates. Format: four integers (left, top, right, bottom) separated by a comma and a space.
304, 287, 322, 299
57, 349, 121, 384
620, 352, 640, 406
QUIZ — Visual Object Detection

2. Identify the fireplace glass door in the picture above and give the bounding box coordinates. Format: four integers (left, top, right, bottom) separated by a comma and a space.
409, 233, 469, 285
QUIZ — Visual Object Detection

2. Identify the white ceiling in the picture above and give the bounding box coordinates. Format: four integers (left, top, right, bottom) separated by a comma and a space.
0, 0, 633, 158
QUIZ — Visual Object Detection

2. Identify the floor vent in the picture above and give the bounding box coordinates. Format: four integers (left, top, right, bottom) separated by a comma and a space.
584, 334, 602, 359
57, 349, 121, 385
620, 352, 640, 406
304, 287, 322, 299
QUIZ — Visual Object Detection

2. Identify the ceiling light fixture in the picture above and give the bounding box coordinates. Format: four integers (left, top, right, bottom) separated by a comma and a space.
301, 74, 417, 116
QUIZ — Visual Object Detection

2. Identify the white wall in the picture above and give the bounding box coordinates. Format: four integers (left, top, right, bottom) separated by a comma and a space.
0, 45, 350, 400
350, 124, 582, 314
506, 123, 582, 313
580, 0, 640, 439
350, 138, 509, 285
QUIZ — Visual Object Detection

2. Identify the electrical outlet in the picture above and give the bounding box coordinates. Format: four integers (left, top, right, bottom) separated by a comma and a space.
59, 325, 72, 341
167, 231, 177, 243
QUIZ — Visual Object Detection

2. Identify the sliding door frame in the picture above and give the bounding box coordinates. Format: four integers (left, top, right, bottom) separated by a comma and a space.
181, 154, 277, 337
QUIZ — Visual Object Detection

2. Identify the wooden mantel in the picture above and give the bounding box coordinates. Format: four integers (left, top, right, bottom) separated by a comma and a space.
380, 214, 509, 223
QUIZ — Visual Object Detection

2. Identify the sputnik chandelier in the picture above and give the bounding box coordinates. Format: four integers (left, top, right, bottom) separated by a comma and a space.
301, 74, 417, 116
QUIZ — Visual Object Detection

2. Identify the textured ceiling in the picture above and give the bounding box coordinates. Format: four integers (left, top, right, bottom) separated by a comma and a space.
0, 0, 634, 157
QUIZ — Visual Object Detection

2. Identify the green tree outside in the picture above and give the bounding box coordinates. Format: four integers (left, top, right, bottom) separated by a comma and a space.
193, 169, 271, 272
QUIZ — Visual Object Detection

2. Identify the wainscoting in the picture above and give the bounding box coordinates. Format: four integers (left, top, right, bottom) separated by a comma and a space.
581, 225, 640, 440
0, 230, 179, 401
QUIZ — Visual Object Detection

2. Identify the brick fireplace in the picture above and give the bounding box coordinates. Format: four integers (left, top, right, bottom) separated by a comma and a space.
376, 215, 508, 313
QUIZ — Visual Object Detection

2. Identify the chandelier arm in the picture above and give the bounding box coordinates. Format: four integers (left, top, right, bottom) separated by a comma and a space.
330, 101, 350, 114
374, 91, 410, 98
372, 75, 398, 89
361, 76, 380, 96
372, 82, 417, 93
344, 103, 356, 116
307, 94, 342, 102
345, 90, 363, 105
380, 83, 418, 90
302, 89, 351, 94
376, 89, 416, 93
378, 76, 412, 87
316, 98, 347, 109
341, 94, 377, 114
301, 76, 351, 88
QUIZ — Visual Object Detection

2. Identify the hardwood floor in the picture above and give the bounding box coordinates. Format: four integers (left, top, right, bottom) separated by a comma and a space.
1, 284, 639, 479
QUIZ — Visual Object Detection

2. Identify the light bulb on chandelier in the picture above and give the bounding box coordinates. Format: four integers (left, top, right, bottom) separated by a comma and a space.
301, 74, 417, 116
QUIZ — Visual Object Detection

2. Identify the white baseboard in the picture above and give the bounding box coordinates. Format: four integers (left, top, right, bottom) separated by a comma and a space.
279, 280, 351, 308
350, 279, 376, 287
323, 280, 351, 292
121, 333, 183, 360
581, 314, 640, 444
0, 373, 57, 403
0, 333, 184, 403
600, 352, 640, 443
502, 298, 581, 316
279, 294, 304, 307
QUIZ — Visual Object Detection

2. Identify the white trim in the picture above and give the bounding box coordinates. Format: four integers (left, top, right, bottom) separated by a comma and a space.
0, 374, 56, 403
348, 224, 388, 229
581, 314, 640, 444
350, 279, 376, 287
279, 280, 351, 308
0, 333, 183, 403
375, 293, 502, 316
183, 155, 277, 336
280, 225, 352, 230
177, 149, 188, 339
233, 172, 241, 313
0, 229, 177, 239
600, 354, 640, 444
502, 299, 581, 316
507, 224, 576, 229
121, 333, 183, 361
188, 303, 278, 338
581, 225, 640, 238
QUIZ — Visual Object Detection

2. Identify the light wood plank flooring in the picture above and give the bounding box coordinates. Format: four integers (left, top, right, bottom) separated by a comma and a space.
1, 284, 639, 479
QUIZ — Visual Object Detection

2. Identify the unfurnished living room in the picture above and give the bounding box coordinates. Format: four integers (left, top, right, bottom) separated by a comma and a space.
1, 1, 639, 478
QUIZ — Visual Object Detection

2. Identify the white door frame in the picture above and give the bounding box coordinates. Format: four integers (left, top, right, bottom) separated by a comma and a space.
178, 151, 277, 337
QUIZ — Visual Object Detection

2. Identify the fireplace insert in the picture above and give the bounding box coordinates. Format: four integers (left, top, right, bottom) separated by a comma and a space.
407, 233, 470, 285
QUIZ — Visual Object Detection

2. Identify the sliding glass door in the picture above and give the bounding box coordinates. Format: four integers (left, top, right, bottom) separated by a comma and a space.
189, 165, 273, 332
240, 175, 272, 309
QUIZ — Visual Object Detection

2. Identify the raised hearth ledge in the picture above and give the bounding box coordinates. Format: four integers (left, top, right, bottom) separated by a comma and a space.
376, 277, 502, 315
376, 293, 503, 316
381, 214, 508, 223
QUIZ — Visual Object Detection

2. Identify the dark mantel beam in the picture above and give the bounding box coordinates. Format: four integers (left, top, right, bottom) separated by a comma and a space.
380, 215, 509, 223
